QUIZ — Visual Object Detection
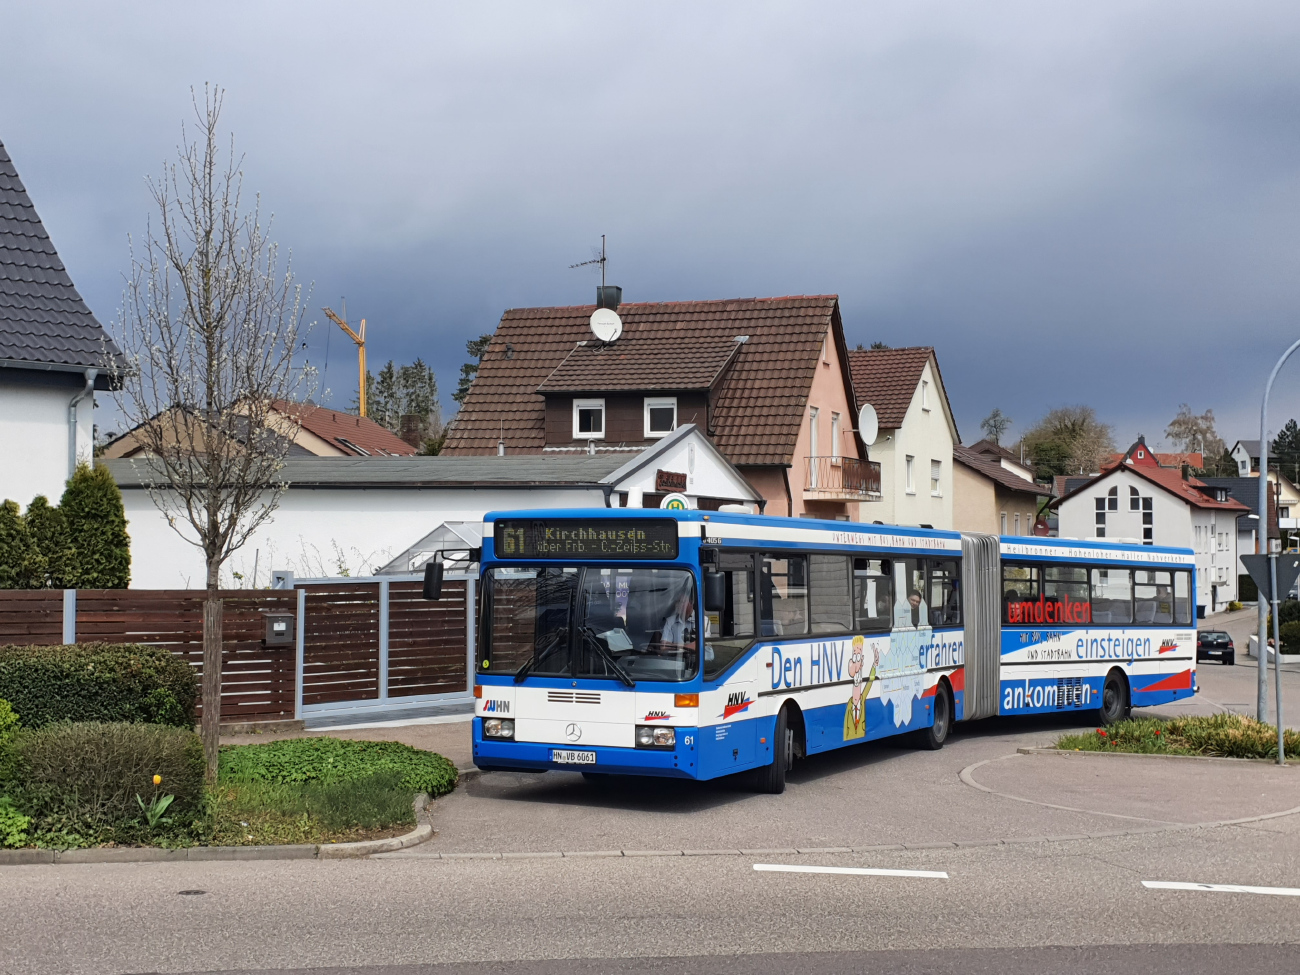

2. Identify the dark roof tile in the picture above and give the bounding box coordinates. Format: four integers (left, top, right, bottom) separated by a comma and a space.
0, 140, 121, 372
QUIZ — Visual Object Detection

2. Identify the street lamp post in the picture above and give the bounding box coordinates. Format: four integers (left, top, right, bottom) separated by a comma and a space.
1257, 338, 1300, 732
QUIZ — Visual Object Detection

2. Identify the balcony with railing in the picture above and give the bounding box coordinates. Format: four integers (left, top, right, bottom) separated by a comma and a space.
804, 455, 882, 502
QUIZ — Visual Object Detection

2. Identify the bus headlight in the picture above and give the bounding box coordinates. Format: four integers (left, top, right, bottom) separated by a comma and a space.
635, 725, 675, 748
484, 718, 514, 739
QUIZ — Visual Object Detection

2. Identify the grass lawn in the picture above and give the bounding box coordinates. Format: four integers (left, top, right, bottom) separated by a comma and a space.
1058, 712, 1300, 760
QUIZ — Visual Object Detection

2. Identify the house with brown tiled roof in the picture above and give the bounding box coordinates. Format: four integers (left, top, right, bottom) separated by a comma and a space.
952, 444, 1052, 536
442, 294, 880, 518
102, 400, 418, 460
846, 346, 959, 529
1056, 436, 1250, 614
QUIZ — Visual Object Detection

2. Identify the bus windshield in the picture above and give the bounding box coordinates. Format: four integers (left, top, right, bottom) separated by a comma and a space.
482, 566, 699, 683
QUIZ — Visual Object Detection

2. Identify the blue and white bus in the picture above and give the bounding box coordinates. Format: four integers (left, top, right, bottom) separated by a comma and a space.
430, 509, 1197, 793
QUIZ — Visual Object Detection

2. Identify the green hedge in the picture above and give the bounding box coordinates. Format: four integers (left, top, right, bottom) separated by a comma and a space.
1, 721, 205, 846
0, 643, 196, 729
220, 737, 458, 798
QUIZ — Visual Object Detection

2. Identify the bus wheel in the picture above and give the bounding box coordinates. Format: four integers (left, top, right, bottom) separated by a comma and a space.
918, 681, 953, 751
1097, 670, 1130, 726
753, 706, 792, 794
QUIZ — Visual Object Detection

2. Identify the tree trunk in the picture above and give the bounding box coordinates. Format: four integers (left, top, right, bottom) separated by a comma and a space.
201, 590, 224, 783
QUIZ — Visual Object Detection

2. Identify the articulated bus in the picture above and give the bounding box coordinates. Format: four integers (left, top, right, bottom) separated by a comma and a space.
436, 508, 1197, 793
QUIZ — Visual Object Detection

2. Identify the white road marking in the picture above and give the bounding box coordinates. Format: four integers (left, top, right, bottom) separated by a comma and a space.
1143, 881, 1300, 897
754, 864, 948, 879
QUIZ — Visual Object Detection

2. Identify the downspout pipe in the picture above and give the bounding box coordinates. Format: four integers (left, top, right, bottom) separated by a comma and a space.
68, 368, 97, 478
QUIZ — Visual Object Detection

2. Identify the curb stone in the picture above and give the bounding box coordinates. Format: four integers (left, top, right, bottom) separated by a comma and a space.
0, 793, 433, 867
1018, 746, 1292, 766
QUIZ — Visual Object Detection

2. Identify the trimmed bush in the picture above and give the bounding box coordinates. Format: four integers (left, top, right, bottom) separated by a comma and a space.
1282, 621, 1300, 652
59, 463, 130, 588
0, 698, 18, 742
3, 721, 204, 845
220, 736, 458, 798
0, 643, 196, 729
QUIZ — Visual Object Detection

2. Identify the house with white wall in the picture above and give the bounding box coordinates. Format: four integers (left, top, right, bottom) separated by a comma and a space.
105, 424, 762, 587
0, 139, 121, 505
846, 346, 958, 529
1056, 437, 1249, 615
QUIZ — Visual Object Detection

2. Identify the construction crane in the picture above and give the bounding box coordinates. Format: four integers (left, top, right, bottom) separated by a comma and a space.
323, 307, 367, 417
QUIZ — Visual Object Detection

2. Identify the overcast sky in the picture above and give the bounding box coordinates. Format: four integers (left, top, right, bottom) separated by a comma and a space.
4, 1, 1299, 452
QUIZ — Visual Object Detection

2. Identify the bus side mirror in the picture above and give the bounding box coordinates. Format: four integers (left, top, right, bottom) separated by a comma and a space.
422, 561, 444, 600
703, 571, 726, 613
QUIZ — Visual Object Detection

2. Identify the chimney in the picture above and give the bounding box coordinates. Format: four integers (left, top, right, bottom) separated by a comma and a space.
596, 285, 622, 310
399, 414, 425, 448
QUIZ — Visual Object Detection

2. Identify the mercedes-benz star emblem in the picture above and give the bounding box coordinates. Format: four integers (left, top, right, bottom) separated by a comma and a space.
564, 723, 582, 742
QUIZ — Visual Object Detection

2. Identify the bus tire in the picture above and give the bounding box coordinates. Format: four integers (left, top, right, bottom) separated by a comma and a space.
917, 680, 953, 751
1097, 669, 1130, 726
753, 706, 792, 794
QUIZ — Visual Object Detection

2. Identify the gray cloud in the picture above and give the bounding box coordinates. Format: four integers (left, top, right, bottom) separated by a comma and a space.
3, 1, 1299, 450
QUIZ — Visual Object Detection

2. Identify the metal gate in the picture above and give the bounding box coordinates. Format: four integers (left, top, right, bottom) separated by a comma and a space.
287, 572, 476, 724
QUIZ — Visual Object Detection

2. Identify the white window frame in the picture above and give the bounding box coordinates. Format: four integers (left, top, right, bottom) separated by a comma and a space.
809, 406, 820, 457
930, 458, 942, 497
905, 454, 916, 494
921, 380, 930, 411
1000, 511, 1008, 534
572, 398, 606, 440
1014, 513, 1021, 535
643, 397, 677, 439
830, 412, 841, 461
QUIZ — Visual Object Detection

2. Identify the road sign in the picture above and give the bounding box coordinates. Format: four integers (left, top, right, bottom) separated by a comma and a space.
659, 492, 690, 510
1241, 553, 1300, 601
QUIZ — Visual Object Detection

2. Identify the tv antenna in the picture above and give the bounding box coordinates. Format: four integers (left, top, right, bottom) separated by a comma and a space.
570, 234, 608, 289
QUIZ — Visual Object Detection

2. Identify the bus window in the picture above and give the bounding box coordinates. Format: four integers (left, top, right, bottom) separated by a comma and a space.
810, 554, 852, 634
482, 566, 576, 676
1134, 569, 1174, 625
1174, 571, 1192, 624
853, 558, 892, 632
705, 555, 756, 679
582, 568, 699, 681
892, 558, 927, 629
1003, 564, 1038, 625
1091, 568, 1133, 624
928, 560, 961, 627
1042, 565, 1090, 625
760, 554, 809, 637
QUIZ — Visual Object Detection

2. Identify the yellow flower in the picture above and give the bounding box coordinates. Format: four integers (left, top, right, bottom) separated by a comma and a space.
153, 774, 162, 785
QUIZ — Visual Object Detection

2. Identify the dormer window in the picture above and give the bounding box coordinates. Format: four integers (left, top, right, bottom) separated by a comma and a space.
644, 397, 677, 438
573, 398, 605, 439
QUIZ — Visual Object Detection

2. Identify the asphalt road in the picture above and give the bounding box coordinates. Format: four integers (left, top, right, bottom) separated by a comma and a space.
8, 634, 1300, 975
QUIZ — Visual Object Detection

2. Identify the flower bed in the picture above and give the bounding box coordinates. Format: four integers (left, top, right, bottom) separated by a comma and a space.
1057, 713, 1300, 760
0, 697, 458, 850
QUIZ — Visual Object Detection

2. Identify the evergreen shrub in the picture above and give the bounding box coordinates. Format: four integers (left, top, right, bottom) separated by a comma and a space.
59, 463, 131, 588
0, 643, 196, 729
2, 721, 204, 844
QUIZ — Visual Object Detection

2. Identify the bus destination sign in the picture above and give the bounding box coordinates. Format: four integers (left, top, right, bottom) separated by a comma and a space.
494, 519, 679, 560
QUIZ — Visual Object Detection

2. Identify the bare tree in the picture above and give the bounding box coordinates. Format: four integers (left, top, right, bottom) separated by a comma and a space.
110, 86, 312, 780
979, 408, 1012, 445
1020, 405, 1116, 478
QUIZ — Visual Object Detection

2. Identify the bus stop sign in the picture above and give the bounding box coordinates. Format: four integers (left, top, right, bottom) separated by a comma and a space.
1241, 553, 1300, 602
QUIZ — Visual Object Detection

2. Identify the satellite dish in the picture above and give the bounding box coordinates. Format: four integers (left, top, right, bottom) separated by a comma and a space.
858, 403, 879, 447
589, 307, 622, 343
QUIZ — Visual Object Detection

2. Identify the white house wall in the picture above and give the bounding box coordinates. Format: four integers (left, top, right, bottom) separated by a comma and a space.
120, 485, 609, 588
868, 359, 955, 529
0, 374, 93, 506
1057, 466, 1238, 613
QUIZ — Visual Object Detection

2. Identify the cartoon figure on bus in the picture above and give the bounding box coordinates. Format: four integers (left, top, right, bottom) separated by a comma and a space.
843, 635, 879, 740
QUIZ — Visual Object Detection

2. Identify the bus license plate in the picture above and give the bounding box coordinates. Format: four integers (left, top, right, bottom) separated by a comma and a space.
552, 749, 596, 765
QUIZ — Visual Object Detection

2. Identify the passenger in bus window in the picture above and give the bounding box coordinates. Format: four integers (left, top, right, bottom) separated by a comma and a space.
660, 587, 696, 648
